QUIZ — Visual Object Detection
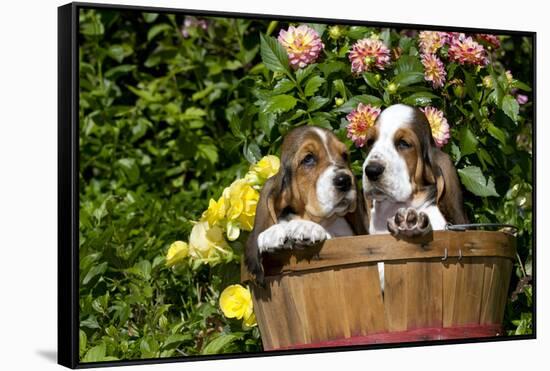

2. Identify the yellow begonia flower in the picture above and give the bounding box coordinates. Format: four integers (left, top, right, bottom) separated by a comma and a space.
165, 241, 189, 267
202, 196, 226, 227
245, 155, 280, 187
223, 179, 259, 239
219, 284, 254, 320
243, 311, 257, 328
188, 220, 231, 265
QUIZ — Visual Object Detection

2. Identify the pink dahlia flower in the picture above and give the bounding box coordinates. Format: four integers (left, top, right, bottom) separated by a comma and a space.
345, 103, 381, 147
348, 38, 391, 74
278, 25, 324, 69
448, 34, 488, 66
421, 106, 450, 148
505, 70, 514, 84
418, 31, 447, 54
421, 53, 447, 89
443, 32, 461, 43
476, 33, 501, 49
516, 94, 528, 105
180, 16, 209, 38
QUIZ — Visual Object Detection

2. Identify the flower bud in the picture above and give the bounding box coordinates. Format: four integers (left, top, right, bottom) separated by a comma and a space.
387, 83, 398, 94
335, 97, 344, 106
482, 75, 493, 89
328, 25, 343, 40
165, 241, 189, 267
453, 84, 465, 99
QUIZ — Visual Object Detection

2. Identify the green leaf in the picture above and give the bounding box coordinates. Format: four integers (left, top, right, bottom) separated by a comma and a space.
310, 113, 332, 129
308, 96, 330, 112
363, 72, 380, 89
451, 142, 461, 163
512, 80, 532, 92
116, 158, 140, 183
334, 95, 383, 113
401, 92, 439, 106
304, 76, 325, 97
392, 71, 424, 87
192, 84, 215, 101
296, 64, 317, 84
458, 166, 499, 197
82, 343, 106, 363
79, 330, 87, 357
201, 334, 241, 355
502, 94, 520, 122
260, 34, 290, 74
446, 63, 459, 80
197, 143, 219, 164
182, 107, 206, 119
131, 118, 150, 142
346, 26, 370, 39
107, 44, 133, 63
142, 12, 159, 23
459, 126, 478, 156
306, 23, 326, 37
82, 262, 107, 285
80, 17, 104, 36
394, 55, 424, 74
135, 260, 152, 280
228, 114, 244, 139
80, 315, 99, 329
487, 122, 507, 144
273, 79, 295, 94
463, 68, 478, 100
258, 112, 276, 136
105, 65, 136, 79
263, 94, 297, 113
244, 142, 262, 163
147, 23, 172, 41
380, 29, 391, 48
162, 334, 192, 350
332, 79, 347, 100
319, 61, 347, 77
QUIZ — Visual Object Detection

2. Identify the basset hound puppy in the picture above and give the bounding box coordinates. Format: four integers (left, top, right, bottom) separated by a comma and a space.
362, 103, 468, 239
246, 126, 368, 282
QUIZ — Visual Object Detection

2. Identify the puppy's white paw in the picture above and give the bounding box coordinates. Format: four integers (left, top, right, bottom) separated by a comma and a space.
285, 220, 331, 246
258, 224, 288, 253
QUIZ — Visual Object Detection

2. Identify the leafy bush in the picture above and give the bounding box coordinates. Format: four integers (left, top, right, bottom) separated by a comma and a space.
78, 8, 533, 362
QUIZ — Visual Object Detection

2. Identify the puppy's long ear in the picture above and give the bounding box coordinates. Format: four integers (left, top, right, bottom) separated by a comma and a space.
345, 182, 369, 235
432, 149, 469, 224
245, 166, 292, 283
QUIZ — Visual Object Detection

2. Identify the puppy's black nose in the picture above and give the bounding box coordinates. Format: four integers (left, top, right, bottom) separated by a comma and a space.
365, 163, 385, 181
333, 173, 352, 192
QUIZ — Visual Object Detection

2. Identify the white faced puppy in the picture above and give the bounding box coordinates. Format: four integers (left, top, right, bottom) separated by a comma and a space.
362, 104, 467, 239
246, 126, 368, 282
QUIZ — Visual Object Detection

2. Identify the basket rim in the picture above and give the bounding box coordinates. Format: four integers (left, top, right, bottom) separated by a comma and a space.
242, 230, 516, 281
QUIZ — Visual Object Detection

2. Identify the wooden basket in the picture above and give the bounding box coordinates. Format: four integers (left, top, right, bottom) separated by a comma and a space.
241, 231, 516, 350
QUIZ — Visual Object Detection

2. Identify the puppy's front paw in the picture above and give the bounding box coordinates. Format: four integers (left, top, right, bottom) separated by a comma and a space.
387, 207, 432, 239
285, 220, 331, 248
258, 224, 289, 253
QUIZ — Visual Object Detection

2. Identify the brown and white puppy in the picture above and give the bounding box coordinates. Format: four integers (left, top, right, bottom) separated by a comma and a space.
246, 126, 368, 282
362, 103, 468, 239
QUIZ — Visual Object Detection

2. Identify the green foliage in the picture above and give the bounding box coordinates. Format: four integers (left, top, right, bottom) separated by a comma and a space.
79, 9, 533, 361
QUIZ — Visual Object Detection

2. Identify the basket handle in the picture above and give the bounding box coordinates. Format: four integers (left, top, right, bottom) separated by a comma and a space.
445, 223, 518, 234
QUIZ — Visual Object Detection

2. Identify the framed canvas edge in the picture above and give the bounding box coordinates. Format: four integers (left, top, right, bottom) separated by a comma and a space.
58, 2, 80, 369
57, 2, 537, 369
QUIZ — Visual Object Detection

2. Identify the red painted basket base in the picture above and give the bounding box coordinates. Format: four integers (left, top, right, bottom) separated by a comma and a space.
273, 324, 504, 350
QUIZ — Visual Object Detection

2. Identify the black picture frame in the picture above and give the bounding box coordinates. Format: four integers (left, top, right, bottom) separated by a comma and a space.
58, 2, 537, 368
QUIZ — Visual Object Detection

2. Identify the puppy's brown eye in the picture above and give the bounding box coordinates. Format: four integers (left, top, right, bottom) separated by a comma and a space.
342, 152, 349, 161
301, 153, 316, 166
366, 139, 375, 147
396, 139, 411, 150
